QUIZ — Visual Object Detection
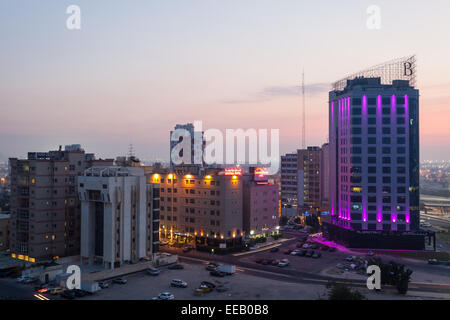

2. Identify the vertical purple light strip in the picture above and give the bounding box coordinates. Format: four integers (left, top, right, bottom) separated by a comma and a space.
331, 101, 335, 217
347, 97, 351, 222
362, 96, 368, 224
338, 99, 342, 219
404, 94, 410, 224
391, 95, 397, 224
377, 95, 382, 223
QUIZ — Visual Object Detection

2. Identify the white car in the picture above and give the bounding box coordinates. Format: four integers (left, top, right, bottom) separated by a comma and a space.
155, 292, 175, 300
278, 259, 290, 267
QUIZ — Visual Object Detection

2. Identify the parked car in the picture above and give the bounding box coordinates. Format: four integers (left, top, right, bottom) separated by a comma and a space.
73, 289, 89, 297
305, 250, 314, 258
201, 281, 216, 289
16, 276, 29, 283
278, 259, 290, 267
154, 292, 174, 300
60, 290, 76, 300
255, 258, 263, 264
23, 277, 38, 284
99, 281, 110, 289
216, 284, 230, 292
270, 247, 279, 253
320, 246, 329, 251
296, 243, 304, 248
206, 264, 218, 271
113, 277, 127, 284
49, 287, 66, 295
283, 249, 293, 255
312, 252, 322, 259
170, 279, 188, 288
298, 249, 307, 256
210, 270, 226, 277
346, 256, 355, 262
367, 251, 375, 257
261, 259, 270, 265
290, 250, 300, 256
168, 264, 184, 270
272, 259, 280, 266
147, 267, 161, 276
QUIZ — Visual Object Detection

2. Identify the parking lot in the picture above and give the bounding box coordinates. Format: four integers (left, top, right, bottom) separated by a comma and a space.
80, 262, 327, 300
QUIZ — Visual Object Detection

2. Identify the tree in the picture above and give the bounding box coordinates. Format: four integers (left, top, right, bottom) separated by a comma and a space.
325, 281, 366, 300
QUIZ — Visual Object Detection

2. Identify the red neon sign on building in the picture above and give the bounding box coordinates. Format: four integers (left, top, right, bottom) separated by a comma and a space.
224, 168, 242, 176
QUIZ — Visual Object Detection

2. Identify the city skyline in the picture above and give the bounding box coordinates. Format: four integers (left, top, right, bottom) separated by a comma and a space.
1, 0, 450, 162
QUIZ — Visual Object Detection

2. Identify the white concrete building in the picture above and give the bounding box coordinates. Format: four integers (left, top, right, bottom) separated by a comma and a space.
78, 166, 160, 269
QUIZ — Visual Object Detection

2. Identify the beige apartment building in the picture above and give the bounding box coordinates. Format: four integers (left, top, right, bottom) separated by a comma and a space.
152, 167, 244, 250
9, 145, 113, 262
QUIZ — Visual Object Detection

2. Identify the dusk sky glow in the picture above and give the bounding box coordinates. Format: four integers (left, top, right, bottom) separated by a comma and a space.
1, 0, 450, 161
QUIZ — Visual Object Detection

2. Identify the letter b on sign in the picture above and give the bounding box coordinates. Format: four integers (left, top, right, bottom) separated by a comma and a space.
66, 265, 81, 290
366, 265, 381, 290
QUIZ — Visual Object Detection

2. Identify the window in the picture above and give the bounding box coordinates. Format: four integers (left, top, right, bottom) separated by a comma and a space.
352, 127, 362, 134
368, 98, 376, 105
397, 127, 406, 134
368, 147, 376, 154
382, 137, 391, 144
382, 118, 390, 125
368, 137, 376, 144
382, 97, 390, 105
382, 108, 390, 115
368, 157, 376, 164
368, 108, 376, 115
352, 108, 361, 115
397, 137, 406, 144
382, 157, 391, 164
368, 118, 376, 125
382, 127, 391, 135
368, 127, 377, 134
397, 117, 405, 125
383, 167, 391, 174
368, 186, 377, 193
368, 176, 377, 183
368, 167, 377, 174
351, 118, 361, 125
397, 147, 406, 154
352, 98, 362, 105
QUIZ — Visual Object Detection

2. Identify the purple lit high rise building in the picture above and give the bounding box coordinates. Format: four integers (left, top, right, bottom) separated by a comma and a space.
323, 76, 432, 249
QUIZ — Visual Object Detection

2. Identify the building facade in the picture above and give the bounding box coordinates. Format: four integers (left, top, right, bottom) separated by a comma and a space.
280, 153, 298, 216
243, 169, 279, 237
320, 143, 330, 211
8, 145, 113, 262
0, 214, 10, 251
281, 147, 323, 216
325, 77, 424, 249
152, 167, 244, 251
78, 166, 160, 269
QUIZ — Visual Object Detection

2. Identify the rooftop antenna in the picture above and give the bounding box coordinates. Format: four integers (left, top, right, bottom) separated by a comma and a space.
128, 144, 135, 158
302, 69, 306, 149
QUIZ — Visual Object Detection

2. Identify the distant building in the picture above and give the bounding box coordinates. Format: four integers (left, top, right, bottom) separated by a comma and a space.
170, 123, 204, 168
0, 213, 10, 251
280, 153, 298, 216
78, 166, 160, 269
9, 145, 114, 262
281, 147, 323, 216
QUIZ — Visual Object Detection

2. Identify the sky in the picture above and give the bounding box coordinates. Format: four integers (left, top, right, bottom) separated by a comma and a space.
1, 0, 450, 162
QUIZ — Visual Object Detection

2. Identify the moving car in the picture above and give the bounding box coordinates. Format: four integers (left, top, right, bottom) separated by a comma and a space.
312, 252, 322, 259
170, 279, 188, 288
113, 277, 127, 284
270, 247, 279, 253
168, 264, 184, 270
